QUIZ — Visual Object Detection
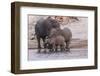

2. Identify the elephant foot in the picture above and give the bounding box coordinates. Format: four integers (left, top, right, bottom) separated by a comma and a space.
37, 49, 41, 53
65, 48, 70, 52
55, 49, 58, 52
43, 49, 47, 53
49, 49, 54, 53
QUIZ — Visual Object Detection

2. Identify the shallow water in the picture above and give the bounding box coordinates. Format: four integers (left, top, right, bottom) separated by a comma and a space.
28, 48, 88, 61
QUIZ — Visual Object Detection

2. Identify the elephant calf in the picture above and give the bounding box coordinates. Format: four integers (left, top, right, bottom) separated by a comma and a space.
46, 27, 72, 52
46, 35, 66, 52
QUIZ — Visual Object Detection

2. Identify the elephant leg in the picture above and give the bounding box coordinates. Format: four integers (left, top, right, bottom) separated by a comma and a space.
65, 41, 70, 51
55, 44, 58, 52
42, 37, 47, 53
48, 44, 53, 52
60, 45, 64, 51
37, 36, 41, 53
42, 37, 46, 48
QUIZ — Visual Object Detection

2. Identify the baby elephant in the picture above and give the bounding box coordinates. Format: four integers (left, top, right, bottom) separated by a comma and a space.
48, 27, 72, 51
45, 35, 66, 52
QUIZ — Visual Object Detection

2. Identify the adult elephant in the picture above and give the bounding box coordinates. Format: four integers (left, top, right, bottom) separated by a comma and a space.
35, 17, 60, 52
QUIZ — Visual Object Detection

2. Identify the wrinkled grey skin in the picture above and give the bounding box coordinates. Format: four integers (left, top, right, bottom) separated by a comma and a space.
35, 17, 60, 52
46, 27, 72, 52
